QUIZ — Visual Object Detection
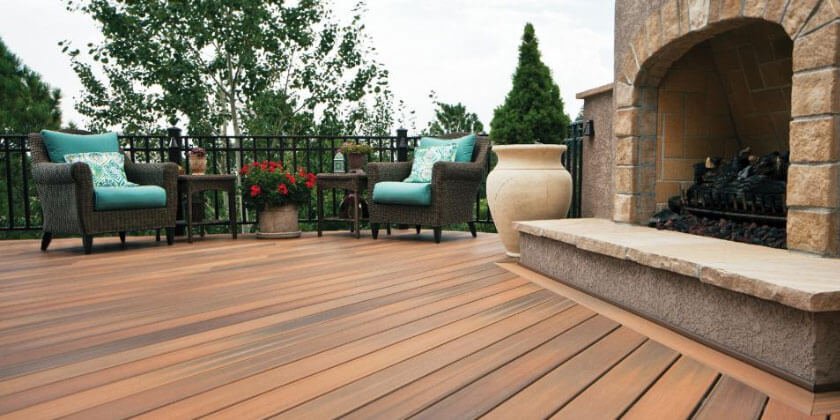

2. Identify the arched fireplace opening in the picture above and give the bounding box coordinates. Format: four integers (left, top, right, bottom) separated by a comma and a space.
612, 4, 840, 256
651, 21, 792, 248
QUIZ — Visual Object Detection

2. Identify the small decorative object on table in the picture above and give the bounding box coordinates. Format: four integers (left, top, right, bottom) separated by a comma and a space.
188, 147, 207, 175
240, 160, 316, 239
339, 142, 372, 173
333, 149, 345, 173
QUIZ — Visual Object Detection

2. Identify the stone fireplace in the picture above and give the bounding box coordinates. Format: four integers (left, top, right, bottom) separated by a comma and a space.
612, 0, 840, 256
512, 0, 840, 403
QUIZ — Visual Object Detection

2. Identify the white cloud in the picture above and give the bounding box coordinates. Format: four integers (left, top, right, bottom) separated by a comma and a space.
0, 0, 614, 134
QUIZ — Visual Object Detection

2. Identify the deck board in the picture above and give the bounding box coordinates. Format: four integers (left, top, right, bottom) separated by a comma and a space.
0, 232, 834, 419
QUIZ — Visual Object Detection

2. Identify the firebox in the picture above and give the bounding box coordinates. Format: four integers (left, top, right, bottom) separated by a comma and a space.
612, 1, 840, 256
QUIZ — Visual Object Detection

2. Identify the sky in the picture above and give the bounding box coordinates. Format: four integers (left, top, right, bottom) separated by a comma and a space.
0, 0, 614, 135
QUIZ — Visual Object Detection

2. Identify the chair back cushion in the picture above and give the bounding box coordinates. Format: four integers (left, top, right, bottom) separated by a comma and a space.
41, 130, 120, 163
93, 185, 167, 211
372, 182, 432, 206
419, 133, 476, 163
404, 144, 457, 183
64, 152, 131, 187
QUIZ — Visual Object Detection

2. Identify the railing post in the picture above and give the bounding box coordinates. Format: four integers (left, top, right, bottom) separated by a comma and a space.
167, 126, 182, 165
396, 128, 408, 162
167, 126, 185, 235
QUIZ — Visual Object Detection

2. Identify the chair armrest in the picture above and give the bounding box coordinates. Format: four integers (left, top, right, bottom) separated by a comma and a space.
367, 161, 413, 183
432, 161, 485, 183
124, 161, 179, 187
32, 162, 92, 185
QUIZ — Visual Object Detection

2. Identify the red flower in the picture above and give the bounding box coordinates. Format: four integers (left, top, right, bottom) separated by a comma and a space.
298, 168, 306, 177
277, 184, 289, 195
239, 166, 249, 176
249, 185, 261, 197
285, 173, 296, 183
305, 179, 316, 189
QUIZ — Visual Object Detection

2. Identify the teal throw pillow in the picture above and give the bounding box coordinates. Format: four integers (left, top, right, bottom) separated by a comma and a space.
404, 144, 458, 183
41, 130, 120, 163
419, 133, 476, 163
64, 152, 131, 187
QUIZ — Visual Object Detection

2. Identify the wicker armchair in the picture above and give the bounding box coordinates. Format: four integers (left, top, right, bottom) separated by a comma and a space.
367, 134, 490, 243
30, 132, 179, 254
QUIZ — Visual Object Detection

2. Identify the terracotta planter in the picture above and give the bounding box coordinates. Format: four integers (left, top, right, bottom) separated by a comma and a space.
256, 204, 301, 239
347, 153, 367, 172
189, 155, 207, 175
486, 144, 572, 257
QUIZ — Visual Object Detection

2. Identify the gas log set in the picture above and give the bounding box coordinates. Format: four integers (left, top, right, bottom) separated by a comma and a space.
651, 147, 789, 249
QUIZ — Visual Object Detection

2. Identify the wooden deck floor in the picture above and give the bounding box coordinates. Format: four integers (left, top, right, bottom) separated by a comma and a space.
0, 231, 834, 419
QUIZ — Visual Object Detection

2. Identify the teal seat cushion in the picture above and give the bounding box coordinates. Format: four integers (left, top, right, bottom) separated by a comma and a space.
372, 182, 432, 206
419, 133, 476, 163
94, 185, 167, 211
41, 130, 120, 163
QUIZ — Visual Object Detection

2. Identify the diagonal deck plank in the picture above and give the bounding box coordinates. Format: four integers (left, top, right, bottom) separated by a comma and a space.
0, 232, 835, 419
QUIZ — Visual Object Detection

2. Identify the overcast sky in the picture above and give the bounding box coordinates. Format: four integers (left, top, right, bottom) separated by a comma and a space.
0, 0, 614, 135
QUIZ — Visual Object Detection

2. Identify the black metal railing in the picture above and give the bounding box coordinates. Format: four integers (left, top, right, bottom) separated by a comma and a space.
564, 120, 588, 218
1, 126, 587, 233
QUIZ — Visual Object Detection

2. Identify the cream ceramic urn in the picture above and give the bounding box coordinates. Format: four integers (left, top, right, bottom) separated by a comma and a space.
486, 144, 573, 257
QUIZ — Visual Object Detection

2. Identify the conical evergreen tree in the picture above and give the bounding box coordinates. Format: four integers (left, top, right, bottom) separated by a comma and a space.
490, 23, 570, 144
0, 37, 62, 132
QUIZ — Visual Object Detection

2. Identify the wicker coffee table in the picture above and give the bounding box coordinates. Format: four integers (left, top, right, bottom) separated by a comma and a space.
177, 174, 237, 243
316, 172, 367, 239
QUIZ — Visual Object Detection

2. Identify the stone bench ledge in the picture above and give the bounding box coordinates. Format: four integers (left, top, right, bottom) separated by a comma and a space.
514, 218, 840, 312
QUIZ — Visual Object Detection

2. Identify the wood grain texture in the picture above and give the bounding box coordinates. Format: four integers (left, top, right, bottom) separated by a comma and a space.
761, 399, 828, 420
551, 340, 680, 419
0, 233, 835, 418
623, 356, 720, 419
694, 376, 769, 420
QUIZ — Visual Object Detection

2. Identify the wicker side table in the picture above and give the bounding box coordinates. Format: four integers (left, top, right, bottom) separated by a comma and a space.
316, 172, 367, 239
177, 175, 238, 243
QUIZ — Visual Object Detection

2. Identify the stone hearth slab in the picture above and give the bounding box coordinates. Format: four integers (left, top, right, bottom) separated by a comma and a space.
514, 219, 840, 312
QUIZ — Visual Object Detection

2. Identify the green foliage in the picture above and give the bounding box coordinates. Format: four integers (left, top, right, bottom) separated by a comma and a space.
339, 142, 372, 155
0, 37, 62, 132
239, 161, 316, 209
0, 38, 61, 230
62, 0, 393, 135
423, 91, 483, 136
490, 23, 570, 144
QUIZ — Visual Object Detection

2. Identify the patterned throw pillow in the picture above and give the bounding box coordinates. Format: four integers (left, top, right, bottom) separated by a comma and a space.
64, 152, 130, 187
404, 144, 458, 183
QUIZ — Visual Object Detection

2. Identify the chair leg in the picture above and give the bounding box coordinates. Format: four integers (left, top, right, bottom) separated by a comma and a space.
119, 231, 127, 248
433, 227, 442, 244
40, 232, 52, 252
371, 223, 380, 239
468, 222, 477, 238
155, 229, 161, 242
416, 225, 421, 234
386, 224, 391, 235
165, 227, 175, 245
82, 235, 93, 254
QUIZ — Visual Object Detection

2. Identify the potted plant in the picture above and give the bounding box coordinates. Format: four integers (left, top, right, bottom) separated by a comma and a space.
239, 161, 316, 239
339, 142, 373, 172
188, 147, 207, 175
